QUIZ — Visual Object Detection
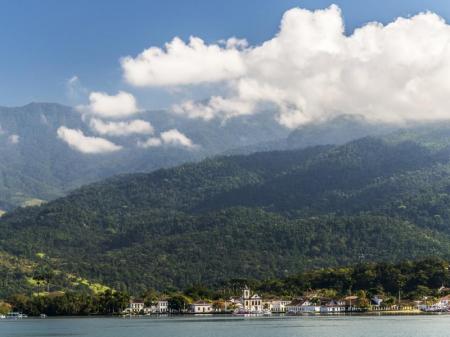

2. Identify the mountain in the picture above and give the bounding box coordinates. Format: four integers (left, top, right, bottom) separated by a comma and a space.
226, 115, 398, 155
0, 103, 289, 211
3, 133, 450, 295
286, 115, 397, 148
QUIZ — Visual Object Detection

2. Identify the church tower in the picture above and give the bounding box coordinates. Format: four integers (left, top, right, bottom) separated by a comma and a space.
243, 285, 250, 299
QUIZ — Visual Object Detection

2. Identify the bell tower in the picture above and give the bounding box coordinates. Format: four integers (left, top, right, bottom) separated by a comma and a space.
243, 285, 250, 299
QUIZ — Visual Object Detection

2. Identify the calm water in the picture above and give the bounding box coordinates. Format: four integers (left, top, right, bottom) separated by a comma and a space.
1, 315, 450, 337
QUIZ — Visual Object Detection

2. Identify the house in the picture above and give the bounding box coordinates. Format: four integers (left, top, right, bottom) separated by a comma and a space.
155, 300, 169, 313
320, 299, 346, 313
265, 300, 291, 313
126, 299, 145, 314
371, 295, 383, 306
286, 299, 320, 314
242, 286, 263, 312
190, 301, 213, 313
343, 295, 359, 311
438, 295, 450, 308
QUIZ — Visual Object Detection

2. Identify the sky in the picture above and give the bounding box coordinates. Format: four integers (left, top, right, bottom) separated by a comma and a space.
1, 0, 450, 109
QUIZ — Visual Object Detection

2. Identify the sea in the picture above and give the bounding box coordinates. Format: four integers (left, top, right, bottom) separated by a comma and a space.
1, 314, 449, 337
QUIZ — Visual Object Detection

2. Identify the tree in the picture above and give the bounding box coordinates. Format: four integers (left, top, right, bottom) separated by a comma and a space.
168, 295, 191, 313
0, 302, 11, 315
356, 290, 370, 308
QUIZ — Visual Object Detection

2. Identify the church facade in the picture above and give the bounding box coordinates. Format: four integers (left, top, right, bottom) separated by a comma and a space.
241, 286, 263, 312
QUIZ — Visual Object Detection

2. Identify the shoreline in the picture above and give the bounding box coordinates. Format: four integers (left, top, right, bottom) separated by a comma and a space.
3, 310, 448, 320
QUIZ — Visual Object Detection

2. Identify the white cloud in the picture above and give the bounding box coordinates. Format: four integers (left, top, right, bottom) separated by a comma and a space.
8, 134, 19, 144
89, 118, 154, 136
137, 137, 162, 148
223, 37, 248, 49
57, 126, 122, 154
66, 75, 88, 102
77, 91, 140, 119
121, 36, 246, 86
138, 129, 196, 149
160, 129, 196, 148
171, 96, 255, 121
123, 5, 450, 128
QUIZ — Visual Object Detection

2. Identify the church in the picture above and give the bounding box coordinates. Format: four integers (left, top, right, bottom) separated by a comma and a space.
241, 285, 263, 312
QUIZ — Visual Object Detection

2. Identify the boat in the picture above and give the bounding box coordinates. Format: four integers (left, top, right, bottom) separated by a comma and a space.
263, 309, 272, 316
233, 308, 266, 316
0, 314, 5, 319
40, 314, 47, 319
420, 305, 447, 313
6, 312, 27, 319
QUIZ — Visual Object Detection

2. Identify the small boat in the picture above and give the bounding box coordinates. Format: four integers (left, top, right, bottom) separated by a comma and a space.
420, 305, 447, 313
40, 314, 47, 319
0, 314, 6, 319
7, 312, 27, 319
233, 308, 266, 316
263, 309, 272, 316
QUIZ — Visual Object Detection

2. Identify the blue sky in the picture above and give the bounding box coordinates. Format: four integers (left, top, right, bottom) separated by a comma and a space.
1, 0, 450, 108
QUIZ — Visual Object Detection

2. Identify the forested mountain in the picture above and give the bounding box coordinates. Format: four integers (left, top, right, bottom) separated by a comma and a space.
0, 103, 404, 212
3, 133, 450, 295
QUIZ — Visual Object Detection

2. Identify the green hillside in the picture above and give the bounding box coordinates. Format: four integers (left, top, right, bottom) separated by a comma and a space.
3, 134, 450, 295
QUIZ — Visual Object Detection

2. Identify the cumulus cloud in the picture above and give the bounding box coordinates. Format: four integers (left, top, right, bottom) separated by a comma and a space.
172, 96, 255, 121
138, 129, 196, 149
8, 134, 19, 144
122, 5, 450, 128
77, 91, 140, 119
121, 36, 246, 86
89, 118, 154, 136
57, 126, 122, 154
137, 137, 162, 148
160, 129, 196, 148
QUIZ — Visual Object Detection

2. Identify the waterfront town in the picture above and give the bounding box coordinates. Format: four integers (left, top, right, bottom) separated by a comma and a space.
1, 284, 450, 318
123, 286, 450, 316
2, 258, 450, 318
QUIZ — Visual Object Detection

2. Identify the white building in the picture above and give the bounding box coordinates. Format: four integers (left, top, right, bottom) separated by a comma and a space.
126, 299, 145, 313
190, 301, 213, 313
320, 300, 346, 313
155, 300, 169, 313
286, 299, 320, 314
242, 286, 263, 312
265, 300, 291, 313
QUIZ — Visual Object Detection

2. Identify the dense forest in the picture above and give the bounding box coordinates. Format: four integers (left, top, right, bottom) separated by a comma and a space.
3, 130, 450, 295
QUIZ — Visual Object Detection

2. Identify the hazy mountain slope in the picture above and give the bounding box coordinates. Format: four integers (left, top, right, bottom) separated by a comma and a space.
2, 136, 450, 293
226, 115, 398, 155
286, 116, 397, 149
0, 103, 289, 210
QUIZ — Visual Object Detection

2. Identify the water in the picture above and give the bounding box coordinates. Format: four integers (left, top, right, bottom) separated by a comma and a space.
1, 315, 450, 337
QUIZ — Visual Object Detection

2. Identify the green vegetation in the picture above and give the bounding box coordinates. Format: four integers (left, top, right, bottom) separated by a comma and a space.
4, 133, 450, 295
253, 258, 450, 300
6, 290, 129, 316
4, 258, 448, 316
166, 258, 450, 305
